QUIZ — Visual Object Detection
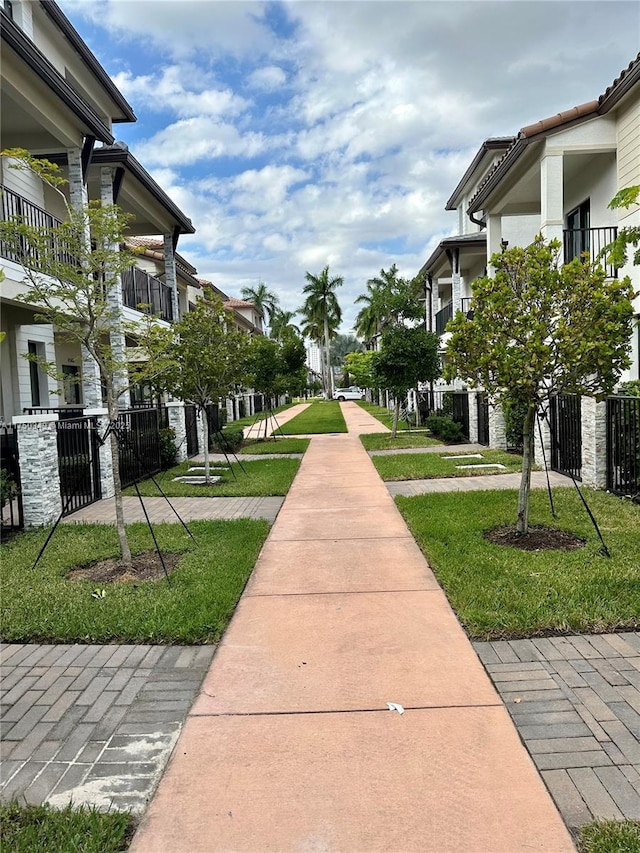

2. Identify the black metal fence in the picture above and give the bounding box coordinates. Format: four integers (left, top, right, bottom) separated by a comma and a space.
185, 405, 199, 457
117, 408, 162, 488
476, 393, 490, 446
56, 417, 102, 516
606, 395, 640, 500
1, 426, 23, 536
253, 394, 264, 414
24, 407, 84, 419
550, 393, 582, 480
0, 185, 77, 268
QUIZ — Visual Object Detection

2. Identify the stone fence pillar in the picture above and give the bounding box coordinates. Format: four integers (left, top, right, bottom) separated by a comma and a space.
166, 402, 188, 463
581, 396, 607, 488
488, 404, 507, 450
13, 414, 62, 526
84, 408, 114, 499
196, 408, 206, 455
534, 407, 552, 469
467, 391, 479, 443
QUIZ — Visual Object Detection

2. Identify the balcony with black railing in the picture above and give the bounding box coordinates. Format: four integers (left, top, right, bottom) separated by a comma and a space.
435, 301, 453, 335
563, 226, 618, 279
0, 185, 77, 268
121, 266, 174, 323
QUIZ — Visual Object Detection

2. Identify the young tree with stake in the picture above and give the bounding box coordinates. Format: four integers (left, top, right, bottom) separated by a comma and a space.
445, 235, 636, 535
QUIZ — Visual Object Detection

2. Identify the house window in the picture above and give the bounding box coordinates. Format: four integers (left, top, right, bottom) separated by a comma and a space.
565, 199, 590, 263
62, 365, 81, 405
27, 341, 40, 406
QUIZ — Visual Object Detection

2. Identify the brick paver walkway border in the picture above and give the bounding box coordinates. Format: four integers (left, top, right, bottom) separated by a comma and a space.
61, 496, 284, 524
474, 633, 640, 828
0, 644, 215, 813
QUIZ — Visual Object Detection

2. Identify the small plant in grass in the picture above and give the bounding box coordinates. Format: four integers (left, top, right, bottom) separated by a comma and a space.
0, 801, 134, 853
159, 427, 178, 470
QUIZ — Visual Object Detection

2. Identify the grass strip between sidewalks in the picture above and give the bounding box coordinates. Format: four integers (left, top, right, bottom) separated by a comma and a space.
240, 437, 310, 454
373, 449, 528, 480
360, 432, 443, 451
0, 519, 269, 643
124, 457, 299, 497
396, 488, 640, 639
277, 400, 347, 434
0, 801, 134, 853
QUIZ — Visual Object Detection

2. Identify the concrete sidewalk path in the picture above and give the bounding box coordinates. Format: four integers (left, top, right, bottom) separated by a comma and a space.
243, 403, 311, 439
131, 429, 574, 851
340, 399, 390, 433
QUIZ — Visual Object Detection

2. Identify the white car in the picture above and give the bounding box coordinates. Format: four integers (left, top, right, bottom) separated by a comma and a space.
335, 387, 365, 401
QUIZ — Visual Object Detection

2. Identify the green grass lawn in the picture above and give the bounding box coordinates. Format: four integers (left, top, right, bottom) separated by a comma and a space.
277, 401, 347, 434
372, 449, 527, 480
396, 488, 640, 639
360, 432, 443, 451
240, 437, 310, 454
356, 400, 403, 430
124, 457, 300, 497
579, 820, 640, 853
0, 519, 269, 643
0, 802, 134, 853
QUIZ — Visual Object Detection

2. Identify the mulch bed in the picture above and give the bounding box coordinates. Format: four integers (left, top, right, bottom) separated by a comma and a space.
66, 551, 182, 583
485, 525, 586, 551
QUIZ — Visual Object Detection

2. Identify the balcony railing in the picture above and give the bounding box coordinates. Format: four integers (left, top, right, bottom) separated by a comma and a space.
460, 297, 473, 317
563, 226, 618, 279
121, 267, 174, 323
435, 301, 453, 335
0, 185, 77, 268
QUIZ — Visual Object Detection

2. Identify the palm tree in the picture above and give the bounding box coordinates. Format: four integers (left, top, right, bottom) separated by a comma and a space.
240, 281, 279, 329
300, 266, 343, 398
269, 308, 301, 341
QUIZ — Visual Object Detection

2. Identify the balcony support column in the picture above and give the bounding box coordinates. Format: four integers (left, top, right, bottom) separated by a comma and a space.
486, 214, 502, 277
540, 153, 564, 243
100, 166, 130, 410
163, 234, 180, 322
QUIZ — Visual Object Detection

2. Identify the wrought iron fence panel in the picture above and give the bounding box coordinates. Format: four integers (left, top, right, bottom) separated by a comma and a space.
417, 389, 469, 438
476, 393, 490, 446
185, 404, 199, 457
56, 417, 102, 516
117, 409, 162, 488
1, 425, 23, 535
606, 396, 640, 500
549, 394, 582, 480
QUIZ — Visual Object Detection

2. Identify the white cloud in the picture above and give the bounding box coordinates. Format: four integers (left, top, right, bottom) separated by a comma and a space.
59, 0, 640, 333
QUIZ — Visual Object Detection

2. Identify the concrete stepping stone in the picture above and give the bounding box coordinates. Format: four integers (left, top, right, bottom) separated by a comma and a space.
456, 463, 506, 470
172, 475, 222, 485
440, 454, 484, 460
188, 466, 228, 473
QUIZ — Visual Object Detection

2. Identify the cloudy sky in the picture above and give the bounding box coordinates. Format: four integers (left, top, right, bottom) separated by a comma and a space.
62, 0, 640, 333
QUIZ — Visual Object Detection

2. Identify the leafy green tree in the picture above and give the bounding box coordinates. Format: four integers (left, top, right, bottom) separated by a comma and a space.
605, 185, 640, 268
0, 150, 175, 566
355, 264, 423, 344
445, 236, 636, 535
247, 334, 307, 437
372, 326, 440, 437
170, 291, 250, 483
300, 265, 343, 398
344, 350, 377, 391
330, 333, 362, 367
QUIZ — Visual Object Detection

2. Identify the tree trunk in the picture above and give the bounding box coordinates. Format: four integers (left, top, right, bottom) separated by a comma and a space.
202, 407, 211, 484
323, 316, 332, 399
391, 397, 400, 439
108, 396, 132, 567
516, 403, 536, 536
